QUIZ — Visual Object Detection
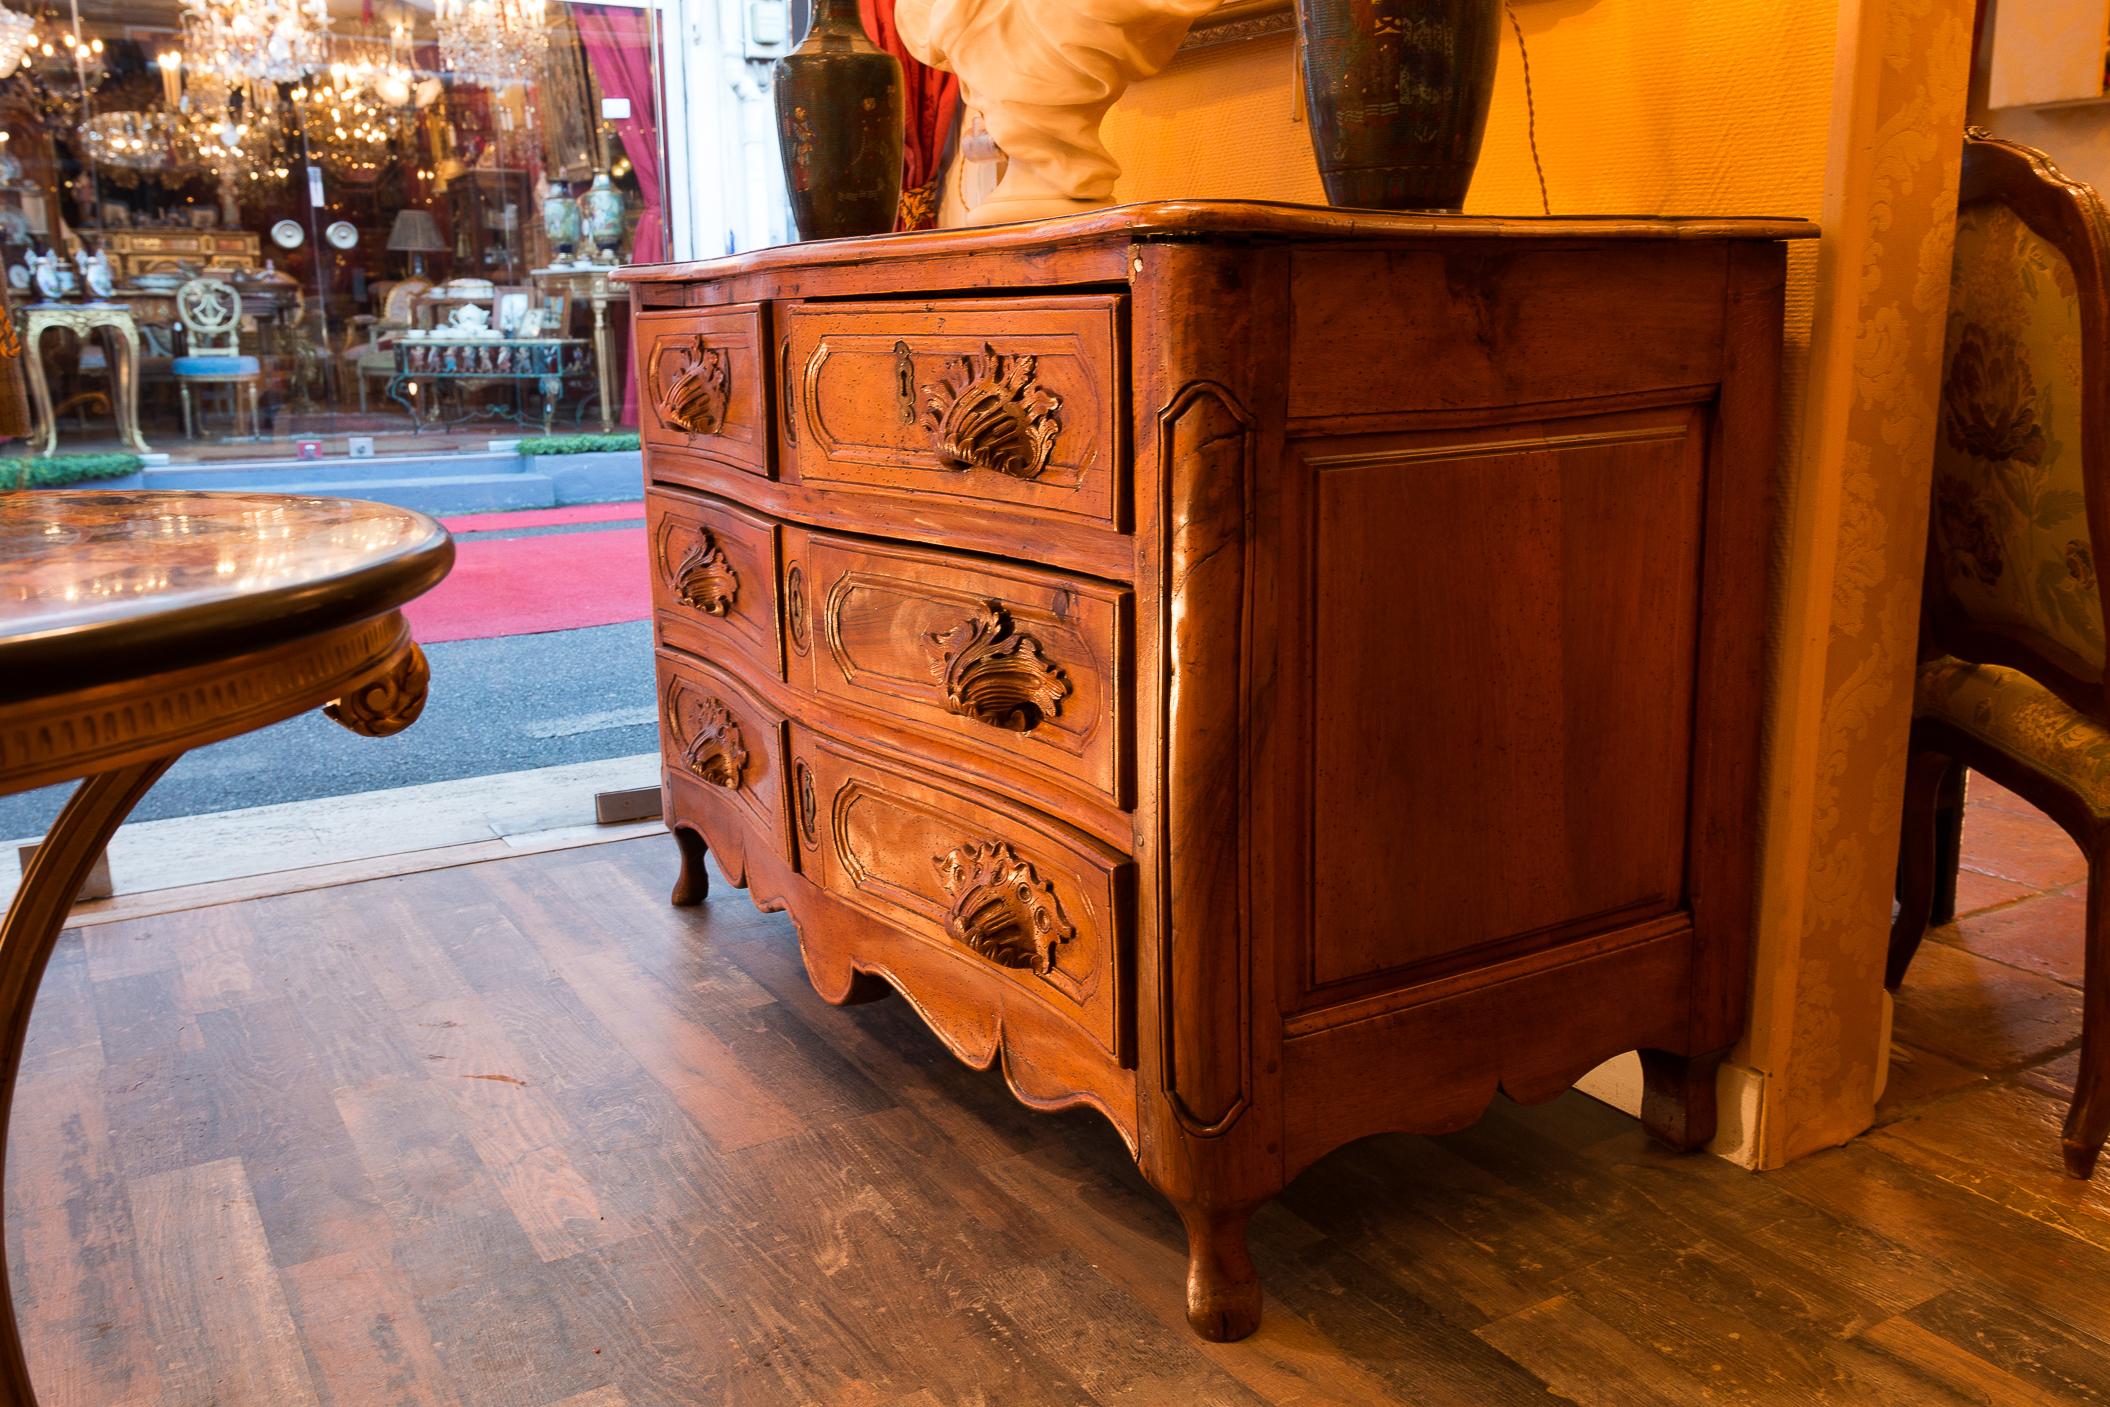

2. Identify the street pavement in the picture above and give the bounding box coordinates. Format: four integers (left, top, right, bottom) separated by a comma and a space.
0, 619, 658, 842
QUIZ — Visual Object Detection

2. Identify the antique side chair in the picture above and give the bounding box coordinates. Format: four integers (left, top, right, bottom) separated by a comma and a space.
172, 276, 261, 440
1892, 130, 2110, 1178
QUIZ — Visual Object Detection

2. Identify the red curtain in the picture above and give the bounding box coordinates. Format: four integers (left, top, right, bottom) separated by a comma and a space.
574, 3, 666, 424
857, 0, 959, 229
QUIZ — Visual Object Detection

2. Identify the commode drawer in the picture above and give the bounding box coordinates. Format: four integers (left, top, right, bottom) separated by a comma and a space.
638, 304, 771, 475
781, 296, 1124, 531
784, 527, 1129, 808
657, 649, 790, 863
796, 730, 1133, 1063
648, 487, 783, 680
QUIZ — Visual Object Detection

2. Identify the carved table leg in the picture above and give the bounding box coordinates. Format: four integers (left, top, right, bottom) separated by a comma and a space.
1174, 1201, 1262, 1342
0, 756, 176, 1405
1639, 1046, 1729, 1152
670, 825, 710, 907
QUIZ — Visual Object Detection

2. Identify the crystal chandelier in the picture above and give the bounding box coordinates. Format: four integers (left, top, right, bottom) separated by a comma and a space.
0, 8, 36, 76
179, 0, 330, 85
290, 68, 405, 183
77, 109, 177, 173
435, 0, 548, 87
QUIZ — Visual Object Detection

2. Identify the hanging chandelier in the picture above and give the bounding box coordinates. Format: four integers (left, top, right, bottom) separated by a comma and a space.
77, 109, 178, 174
179, 0, 330, 85
10, 7, 106, 125
435, 0, 548, 87
290, 69, 404, 183
0, 8, 36, 77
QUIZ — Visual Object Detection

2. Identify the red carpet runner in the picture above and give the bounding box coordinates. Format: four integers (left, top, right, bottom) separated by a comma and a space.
404, 506, 650, 643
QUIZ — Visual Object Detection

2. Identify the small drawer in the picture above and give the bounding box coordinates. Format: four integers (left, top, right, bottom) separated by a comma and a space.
787, 527, 1129, 807
649, 487, 783, 679
638, 304, 771, 475
657, 649, 790, 862
799, 731, 1133, 1064
782, 296, 1124, 531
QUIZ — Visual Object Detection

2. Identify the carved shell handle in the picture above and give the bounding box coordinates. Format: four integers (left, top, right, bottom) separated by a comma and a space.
653, 335, 732, 436
671, 527, 738, 616
924, 601, 1070, 732
917, 343, 1062, 479
933, 840, 1075, 976
672, 693, 747, 790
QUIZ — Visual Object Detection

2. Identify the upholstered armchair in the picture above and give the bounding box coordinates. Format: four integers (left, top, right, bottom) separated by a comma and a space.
348, 276, 431, 413
1892, 131, 2110, 1178
171, 277, 261, 439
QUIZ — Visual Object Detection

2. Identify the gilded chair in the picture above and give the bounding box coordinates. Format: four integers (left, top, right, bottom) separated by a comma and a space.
1892, 131, 2110, 1178
171, 277, 260, 439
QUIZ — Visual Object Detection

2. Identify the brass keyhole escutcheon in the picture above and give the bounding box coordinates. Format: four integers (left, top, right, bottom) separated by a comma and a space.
893, 340, 916, 424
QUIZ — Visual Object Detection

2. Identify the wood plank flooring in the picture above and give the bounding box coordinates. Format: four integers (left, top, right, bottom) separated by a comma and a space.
7, 822, 2108, 1406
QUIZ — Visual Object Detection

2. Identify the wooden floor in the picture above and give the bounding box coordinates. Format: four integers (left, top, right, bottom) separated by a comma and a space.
7, 799, 2110, 1406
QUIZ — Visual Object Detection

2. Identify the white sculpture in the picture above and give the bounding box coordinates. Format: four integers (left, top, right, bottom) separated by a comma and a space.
896, 0, 1218, 226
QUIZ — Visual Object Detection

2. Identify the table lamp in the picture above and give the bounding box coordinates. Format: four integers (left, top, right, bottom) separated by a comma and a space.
387, 209, 445, 278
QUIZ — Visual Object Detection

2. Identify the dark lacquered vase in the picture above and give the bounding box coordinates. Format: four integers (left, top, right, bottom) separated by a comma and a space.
1297, 0, 1501, 211
773, 0, 905, 240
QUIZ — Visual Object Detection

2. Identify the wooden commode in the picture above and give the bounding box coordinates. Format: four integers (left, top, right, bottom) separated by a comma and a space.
616, 201, 1814, 1341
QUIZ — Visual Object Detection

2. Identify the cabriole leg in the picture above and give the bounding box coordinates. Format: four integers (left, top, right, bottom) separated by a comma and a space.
1173, 1200, 1262, 1342
671, 825, 709, 907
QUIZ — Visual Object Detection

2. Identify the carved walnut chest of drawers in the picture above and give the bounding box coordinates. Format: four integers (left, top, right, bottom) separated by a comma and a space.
616, 202, 1813, 1340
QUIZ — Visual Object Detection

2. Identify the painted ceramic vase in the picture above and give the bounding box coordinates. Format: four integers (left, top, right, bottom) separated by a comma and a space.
1297, 0, 1501, 211
579, 172, 626, 257
543, 182, 582, 255
772, 0, 904, 240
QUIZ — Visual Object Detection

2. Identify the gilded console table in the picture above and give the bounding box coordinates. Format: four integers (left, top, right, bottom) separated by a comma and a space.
617, 201, 1815, 1340
532, 264, 620, 433
16, 304, 149, 455
0, 490, 452, 1404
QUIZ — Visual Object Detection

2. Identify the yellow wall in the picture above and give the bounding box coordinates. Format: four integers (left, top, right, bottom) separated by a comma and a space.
1100, 0, 1978, 1167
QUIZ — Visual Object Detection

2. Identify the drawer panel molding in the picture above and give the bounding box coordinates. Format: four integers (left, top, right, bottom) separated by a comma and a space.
796, 529, 1127, 804
637, 305, 770, 475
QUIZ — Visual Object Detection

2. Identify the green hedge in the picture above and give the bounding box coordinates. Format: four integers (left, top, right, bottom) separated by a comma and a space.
516, 432, 641, 457
1, 453, 144, 491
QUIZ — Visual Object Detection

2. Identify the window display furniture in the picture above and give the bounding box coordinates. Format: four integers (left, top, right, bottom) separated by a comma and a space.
1892, 132, 2110, 1179
15, 302, 147, 454
532, 263, 619, 431
0, 490, 451, 1407
349, 276, 433, 412
83, 228, 262, 278
172, 277, 261, 440
385, 334, 591, 432
617, 201, 1812, 1340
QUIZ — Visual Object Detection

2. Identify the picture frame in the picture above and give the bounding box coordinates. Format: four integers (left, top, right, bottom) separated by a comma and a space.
1180, 0, 1293, 50
495, 289, 531, 334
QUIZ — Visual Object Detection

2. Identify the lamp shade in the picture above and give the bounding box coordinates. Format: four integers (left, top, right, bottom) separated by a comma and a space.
387, 208, 446, 253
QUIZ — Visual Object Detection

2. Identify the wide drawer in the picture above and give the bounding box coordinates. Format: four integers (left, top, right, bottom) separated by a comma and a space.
638, 304, 771, 475
786, 527, 1129, 807
649, 487, 783, 680
657, 649, 790, 862
782, 296, 1124, 531
797, 730, 1133, 1063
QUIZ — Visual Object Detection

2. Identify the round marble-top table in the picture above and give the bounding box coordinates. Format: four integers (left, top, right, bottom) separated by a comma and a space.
0, 490, 453, 1405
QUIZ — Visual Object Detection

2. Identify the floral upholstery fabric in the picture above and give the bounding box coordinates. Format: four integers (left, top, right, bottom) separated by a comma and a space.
1918, 656, 2110, 816
1928, 203, 2102, 675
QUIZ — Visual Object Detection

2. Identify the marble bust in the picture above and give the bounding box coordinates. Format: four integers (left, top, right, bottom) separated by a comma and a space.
896, 0, 1219, 225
